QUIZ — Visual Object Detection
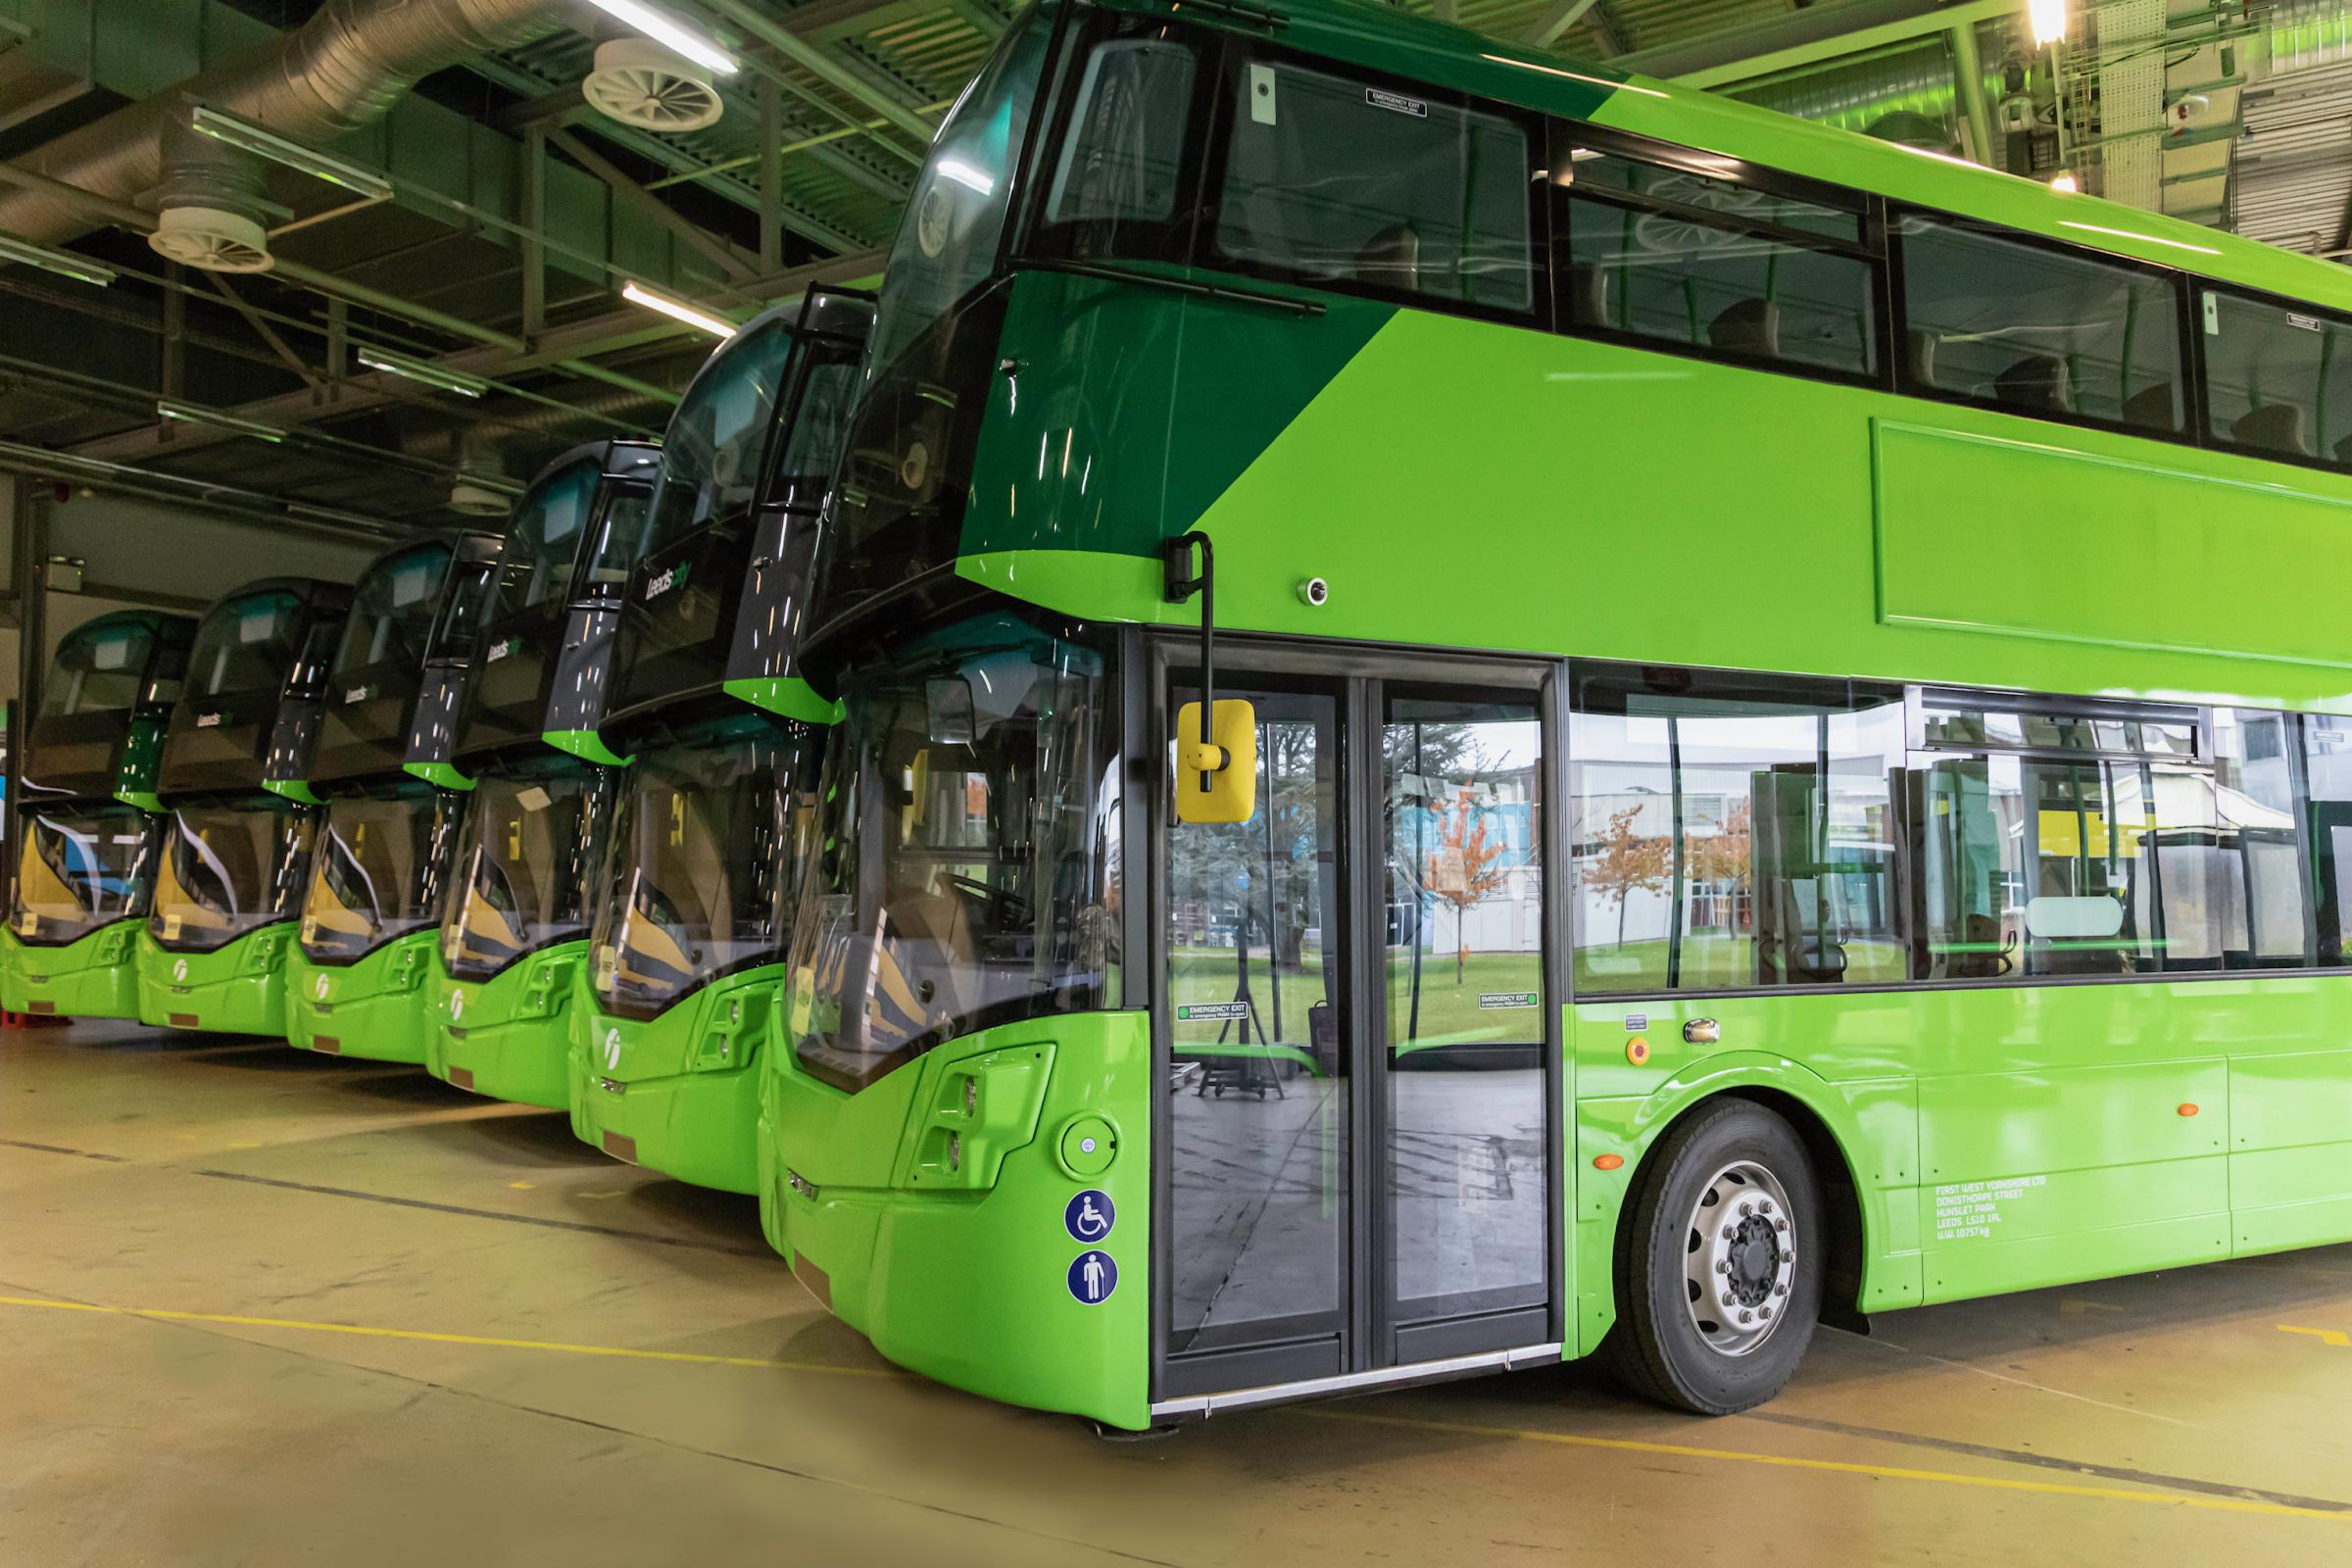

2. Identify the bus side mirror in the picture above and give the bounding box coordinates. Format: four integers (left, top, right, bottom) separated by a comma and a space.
1174, 700, 1256, 824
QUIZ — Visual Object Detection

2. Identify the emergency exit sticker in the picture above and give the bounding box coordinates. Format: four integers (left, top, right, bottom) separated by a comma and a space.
1478, 992, 1539, 1009
1365, 87, 1428, 119
1177, 1002, 1250, 1021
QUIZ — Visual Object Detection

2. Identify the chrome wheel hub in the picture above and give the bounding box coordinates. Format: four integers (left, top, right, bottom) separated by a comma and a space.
1683, 1160, 1796, 1357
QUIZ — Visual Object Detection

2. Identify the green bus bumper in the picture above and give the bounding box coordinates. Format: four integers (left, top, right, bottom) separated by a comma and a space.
0, 923, 142, 1019
135, 925, 294, 1036
285, 933, 434, 1063
758, 1008, 1152, 1430
567, 969, 775, 1194
424, 943, 583, 1108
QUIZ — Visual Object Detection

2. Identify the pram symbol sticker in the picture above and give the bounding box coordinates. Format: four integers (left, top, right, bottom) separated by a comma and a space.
1064, 1190, 1114, 1244
1068, 1250, 1117, 1304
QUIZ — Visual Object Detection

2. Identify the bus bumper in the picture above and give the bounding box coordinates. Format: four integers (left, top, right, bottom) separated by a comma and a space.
425, 943, 583, 1108
2, 923, 142, 1019
759, 1009, 1153, 1430
568, 973, 775, 1194
136, 925, 293, 1035
286, 933, 434, 1062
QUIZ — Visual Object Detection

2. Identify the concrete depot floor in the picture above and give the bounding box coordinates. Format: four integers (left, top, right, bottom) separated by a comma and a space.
7, 1020, 2352, 1567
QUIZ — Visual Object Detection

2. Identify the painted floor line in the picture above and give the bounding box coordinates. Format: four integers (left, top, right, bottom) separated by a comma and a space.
0, 1293, 892, 1379
1304, 1409, 2352, 1524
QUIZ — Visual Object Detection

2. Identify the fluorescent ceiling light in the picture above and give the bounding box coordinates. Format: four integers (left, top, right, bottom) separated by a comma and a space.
622, 280, 737, 337
935, 157, 997, 196
2029, 0, 2067, 46
0, 232, 116, 287
581, 0, 739, 75
2060, 219, 2219, 256
189, 106, 395, 201
2047, 172, 2079, 192
356, 346, 492, 398
157, 400, 287, 443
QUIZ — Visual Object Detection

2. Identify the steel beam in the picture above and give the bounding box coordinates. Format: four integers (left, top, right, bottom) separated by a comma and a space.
1524, 0, 1603, 49
546, 128, 762, 284
1618, 0, 2026, 89
703, 0, 939, 145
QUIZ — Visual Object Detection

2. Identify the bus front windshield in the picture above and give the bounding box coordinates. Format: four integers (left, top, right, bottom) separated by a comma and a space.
302, 785, 457, 962
186, 592, 302, 702
590, 717, 818, 1021
786, 608, 1121, 1094
640, 319, 796, 560
151, 799, 315, 950
14, 804, 157, 944
42, 622, 157, 718
441, 758, 614, 981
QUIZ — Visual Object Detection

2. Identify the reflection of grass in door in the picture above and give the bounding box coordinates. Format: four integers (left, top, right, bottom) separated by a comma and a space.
1386, 951, 1542, 1046
1172, 945, 1556, 1047
1572, 935, 1909, 991
1170, 945, 1327, 1048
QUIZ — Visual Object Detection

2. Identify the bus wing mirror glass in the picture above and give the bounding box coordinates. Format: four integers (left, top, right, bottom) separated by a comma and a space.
1174, 700, 1257, 825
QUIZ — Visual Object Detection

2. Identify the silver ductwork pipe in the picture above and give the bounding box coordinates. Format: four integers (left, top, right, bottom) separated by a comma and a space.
0, 0, 568, 245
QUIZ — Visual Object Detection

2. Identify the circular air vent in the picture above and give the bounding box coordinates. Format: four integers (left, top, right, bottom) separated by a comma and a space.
448, 480, 512, 517
147, 206, 272, 272
583, 38, 723, 132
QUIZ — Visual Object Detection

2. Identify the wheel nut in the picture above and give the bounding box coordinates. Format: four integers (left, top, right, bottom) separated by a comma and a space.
1716, 1260, 1730, 1274
1740, 1202, 1754, 1218
1740, 1310, 1753, 1324
1760, 1307, 1772, 1320
1774, 1217, 1788, 1232
1775, 1283, 1788, 1297
1722, 1226, 1736, 1241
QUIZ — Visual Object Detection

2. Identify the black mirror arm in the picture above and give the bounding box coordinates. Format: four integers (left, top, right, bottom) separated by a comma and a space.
1162, 531, 1218, 792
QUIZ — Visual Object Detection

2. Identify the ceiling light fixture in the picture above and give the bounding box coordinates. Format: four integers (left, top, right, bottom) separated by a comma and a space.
2048, 172, 2079, 192
580, 0, 740, 75
622, 280, 737, 337
188, 106, 396, 201
356, 346, 493, 399
0, 232, 117, 287
156, 400, 288, 443
2029, 0, 2068, 46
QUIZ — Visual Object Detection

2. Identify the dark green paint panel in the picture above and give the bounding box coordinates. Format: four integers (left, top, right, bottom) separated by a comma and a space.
959, 269, 1392, 561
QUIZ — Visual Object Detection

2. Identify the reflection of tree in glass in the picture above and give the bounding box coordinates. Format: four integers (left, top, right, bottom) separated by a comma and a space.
1591, 804, 1672, 948
1425, 787, 1509, 983
1683, 797, 1752, 928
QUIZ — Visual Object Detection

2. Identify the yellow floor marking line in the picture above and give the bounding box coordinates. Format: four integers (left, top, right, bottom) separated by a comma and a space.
1306, 1410, 2352, 1524
2279, 1325, 2352, 1348
508, 1180, 536, 1191
0, 1294, 892, 1378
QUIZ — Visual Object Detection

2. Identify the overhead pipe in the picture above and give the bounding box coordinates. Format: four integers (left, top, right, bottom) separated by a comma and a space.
0, 0, 568, 246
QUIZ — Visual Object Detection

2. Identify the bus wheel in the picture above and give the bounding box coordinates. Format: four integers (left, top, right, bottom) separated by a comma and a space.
1608, 1100, 1823, 1415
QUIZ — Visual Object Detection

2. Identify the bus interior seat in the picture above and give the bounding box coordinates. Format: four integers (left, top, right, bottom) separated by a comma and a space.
2120, 381, 2178, 430
1356, 223, 1422, 291
1995, 354, 2074, 414
1564, 264, 1611, 327
2233, 402, 2311, 456
1709, 298, 1781, 358
1905, 328, 1939, 386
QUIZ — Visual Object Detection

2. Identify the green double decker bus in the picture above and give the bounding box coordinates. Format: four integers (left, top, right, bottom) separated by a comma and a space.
286, 533, 502, 1061
425, 440, 657, 1106
3, 612, 197, 1019
755, 0, 2352, 1428
137, 578, 352, 1036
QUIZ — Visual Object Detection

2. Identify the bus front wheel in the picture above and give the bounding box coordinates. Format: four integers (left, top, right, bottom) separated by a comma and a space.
1608, 1100, 1824, 1415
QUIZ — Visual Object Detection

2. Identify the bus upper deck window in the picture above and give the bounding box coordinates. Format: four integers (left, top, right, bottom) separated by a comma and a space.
1211, 57, 1536, 313
1042, 35, 1198, 257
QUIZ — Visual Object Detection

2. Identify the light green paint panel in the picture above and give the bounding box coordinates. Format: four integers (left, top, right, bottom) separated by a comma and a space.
285, 934, 434, 1063
722, 676, 842, 726
760, 1009, 1152, 1429
2227, 1047, 2352, 1150
262, 778, 323, 806
134, 925, 293, 1037
0, 923, 142, 1019
544, 728, 628, 767
1875, 421, 2352, 669
424, 944, 583, 1109
569, 969, 778, 1194
404, 760, 474, 791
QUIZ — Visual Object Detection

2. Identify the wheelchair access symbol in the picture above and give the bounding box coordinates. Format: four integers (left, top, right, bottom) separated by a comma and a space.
1068, 1250, 1117, 1305
1064, 1189, 1114, 1244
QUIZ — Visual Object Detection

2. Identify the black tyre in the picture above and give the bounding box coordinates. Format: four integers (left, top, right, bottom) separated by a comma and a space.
1607, 1100, 1824, 1415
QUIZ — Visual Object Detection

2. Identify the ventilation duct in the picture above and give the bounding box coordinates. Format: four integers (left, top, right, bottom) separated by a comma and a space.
584, 38, 725, 132
1863, 110, 1961, 156
0, 0, 567, 247
147, 119, 273, 272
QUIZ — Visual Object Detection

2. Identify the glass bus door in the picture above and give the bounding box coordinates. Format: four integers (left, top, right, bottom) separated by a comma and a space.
1154, 649, 1561, 1405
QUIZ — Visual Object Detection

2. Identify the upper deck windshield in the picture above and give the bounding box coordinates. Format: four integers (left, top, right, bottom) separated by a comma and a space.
150, 797, 315, 950
485, 459, 643, 634
301, 783, 457, 962
440, 756, 615, 981
331, 547, 447, 692
186, 592, 302, 702
640, 318, 795, 560
589, 716, 818, 1020
42, 620, 160, 718
14, 804, 157, 944
786, 606, 1121, 1094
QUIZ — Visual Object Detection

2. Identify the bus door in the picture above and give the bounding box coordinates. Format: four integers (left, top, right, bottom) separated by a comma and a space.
1152, 645, 1563, 1406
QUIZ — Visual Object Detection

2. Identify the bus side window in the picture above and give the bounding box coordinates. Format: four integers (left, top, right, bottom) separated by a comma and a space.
1895, 213, 2183, 432
2302, 715, 2352, 964
1039, 32, 1199, 261
2202, 290, 2352, 465
1208, 53, 1538, 315
1556, 147, 1879, 380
